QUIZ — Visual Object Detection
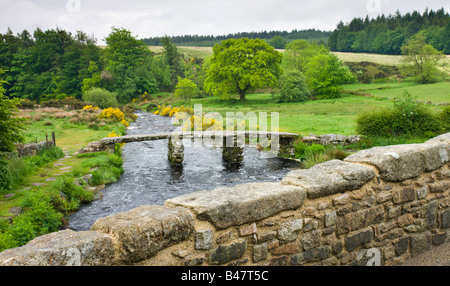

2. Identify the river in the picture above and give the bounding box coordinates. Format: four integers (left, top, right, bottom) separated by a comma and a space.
68, 110, 301, 231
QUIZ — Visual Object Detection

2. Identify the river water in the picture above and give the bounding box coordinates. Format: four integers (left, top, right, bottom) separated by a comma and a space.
68, 110, 301, 231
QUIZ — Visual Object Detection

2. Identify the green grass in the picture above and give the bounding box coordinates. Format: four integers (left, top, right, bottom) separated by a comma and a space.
22, 117, 125, 154
1, 110, 127, 218
343, 80, 450, 105
187, 89, 446, 136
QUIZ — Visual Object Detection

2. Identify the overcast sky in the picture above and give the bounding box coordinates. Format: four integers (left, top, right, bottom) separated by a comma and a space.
1, 0, 449, 44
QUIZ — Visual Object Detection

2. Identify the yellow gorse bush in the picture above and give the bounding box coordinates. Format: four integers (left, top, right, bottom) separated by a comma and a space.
121, 119, 130, 127
153, 105, 224, 132
83, 105, 99, 111
99, 107, 131, 127
108, 131, 125, 148
100, 107, 125, 121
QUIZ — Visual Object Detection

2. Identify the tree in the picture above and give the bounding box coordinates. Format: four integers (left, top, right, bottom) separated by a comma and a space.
283, 40, 354, 99
282, 40, 329, 72
304, 53, 354, 99
174, 77, 199, 99
400, 33, 446, 84
277, 70, 310, 102
269, 36, 287, 49
205, 38, 282, 101
0, 69, 25, 153
161, 36, 184, 88
104, 28, 158, 102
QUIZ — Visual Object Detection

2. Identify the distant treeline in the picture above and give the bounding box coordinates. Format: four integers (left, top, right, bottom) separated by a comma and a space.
329, 8, 450, 55
142, 29, 332, 47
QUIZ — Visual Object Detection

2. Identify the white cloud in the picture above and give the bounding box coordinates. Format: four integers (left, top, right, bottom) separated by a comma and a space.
0, 0, 448, 44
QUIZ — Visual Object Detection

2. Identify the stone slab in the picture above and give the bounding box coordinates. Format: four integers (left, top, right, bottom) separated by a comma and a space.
282, 160, 375, 199
0, 230, 115, 266
344, 140, 449, 182
165, 183, 307, 229
91, 205, 194, 263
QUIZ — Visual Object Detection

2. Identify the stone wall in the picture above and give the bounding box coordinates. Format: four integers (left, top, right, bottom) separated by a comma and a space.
0, 133, 449, 266
15, 140, 55, 157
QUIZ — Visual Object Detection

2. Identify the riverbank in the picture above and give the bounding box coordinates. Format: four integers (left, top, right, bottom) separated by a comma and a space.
67, 110, 301, 231
0, 106, 133, 252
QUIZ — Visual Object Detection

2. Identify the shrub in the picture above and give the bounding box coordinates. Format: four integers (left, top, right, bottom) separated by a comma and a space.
277, 70, 311, 103
82, 88, 118, 109
174, 78, 199, 99
40, 99, 63, 108
17, 99, 35, 109
60, 96, 85, 110
100, 107, 125, 122
356, 92, 442, 137
11, 189, 63, 246
305, 144, 326, 155
87, 122, 99, 130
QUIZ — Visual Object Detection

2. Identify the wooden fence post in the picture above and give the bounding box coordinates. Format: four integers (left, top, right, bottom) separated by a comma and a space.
52, 131, 56, 147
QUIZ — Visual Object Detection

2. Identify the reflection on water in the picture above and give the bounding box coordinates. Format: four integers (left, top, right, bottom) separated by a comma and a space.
68, 110, 300, 231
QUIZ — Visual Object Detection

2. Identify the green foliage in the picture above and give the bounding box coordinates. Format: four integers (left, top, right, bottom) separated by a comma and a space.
400, 33, 447, 84
142, 29, 331, 47
344, 62, 401, 83
0, 70, 26, 153
161, 36, 184, 88
0, 147, 64, 193
205, 38, 282, 101
82, 87, 118, 109
442, 106, 450, 132
0, 150, 119, 251
79, 152, 124, 185
277, 70, 310, 102
283, 40, 354, 99
269, 35, 287, 49
329, 8, 449, 55
104, 28, 159, 102
293, 141, 349, 169
9, 189, 63, 246
174, 77, 199, 99
304, 53, 355, 99
356, 91, 442, 137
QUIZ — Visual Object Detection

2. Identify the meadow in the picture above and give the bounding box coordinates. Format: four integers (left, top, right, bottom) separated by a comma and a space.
148, 79, 448, 137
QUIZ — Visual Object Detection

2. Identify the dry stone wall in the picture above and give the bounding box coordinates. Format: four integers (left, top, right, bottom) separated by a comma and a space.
0, 133, 449, 266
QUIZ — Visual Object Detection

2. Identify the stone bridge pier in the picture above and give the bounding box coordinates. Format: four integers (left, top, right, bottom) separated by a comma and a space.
167, 131, 298, 165
82, 131, 298, 166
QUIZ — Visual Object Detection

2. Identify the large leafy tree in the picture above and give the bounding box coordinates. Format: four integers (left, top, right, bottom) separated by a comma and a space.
304, 53, 355, 99
400, 33, 447, 84
103, 28, 158, 102
283, 40, 354, 99
205, 38, 282, 101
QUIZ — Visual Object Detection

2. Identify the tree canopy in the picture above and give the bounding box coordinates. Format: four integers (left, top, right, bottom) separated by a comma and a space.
0, 69, 25, 153
400, 33, 447, 84
283, 40, 354, 99
204, 38, 282, 101
329, 8, 450, 55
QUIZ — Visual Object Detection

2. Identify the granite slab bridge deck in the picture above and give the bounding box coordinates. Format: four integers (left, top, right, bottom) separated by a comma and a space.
99, 131, 300, 165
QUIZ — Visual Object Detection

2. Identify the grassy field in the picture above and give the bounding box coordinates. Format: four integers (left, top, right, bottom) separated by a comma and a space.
150, 46, 450, 67
343, 81, 450, 104
151, 80, 447, 137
